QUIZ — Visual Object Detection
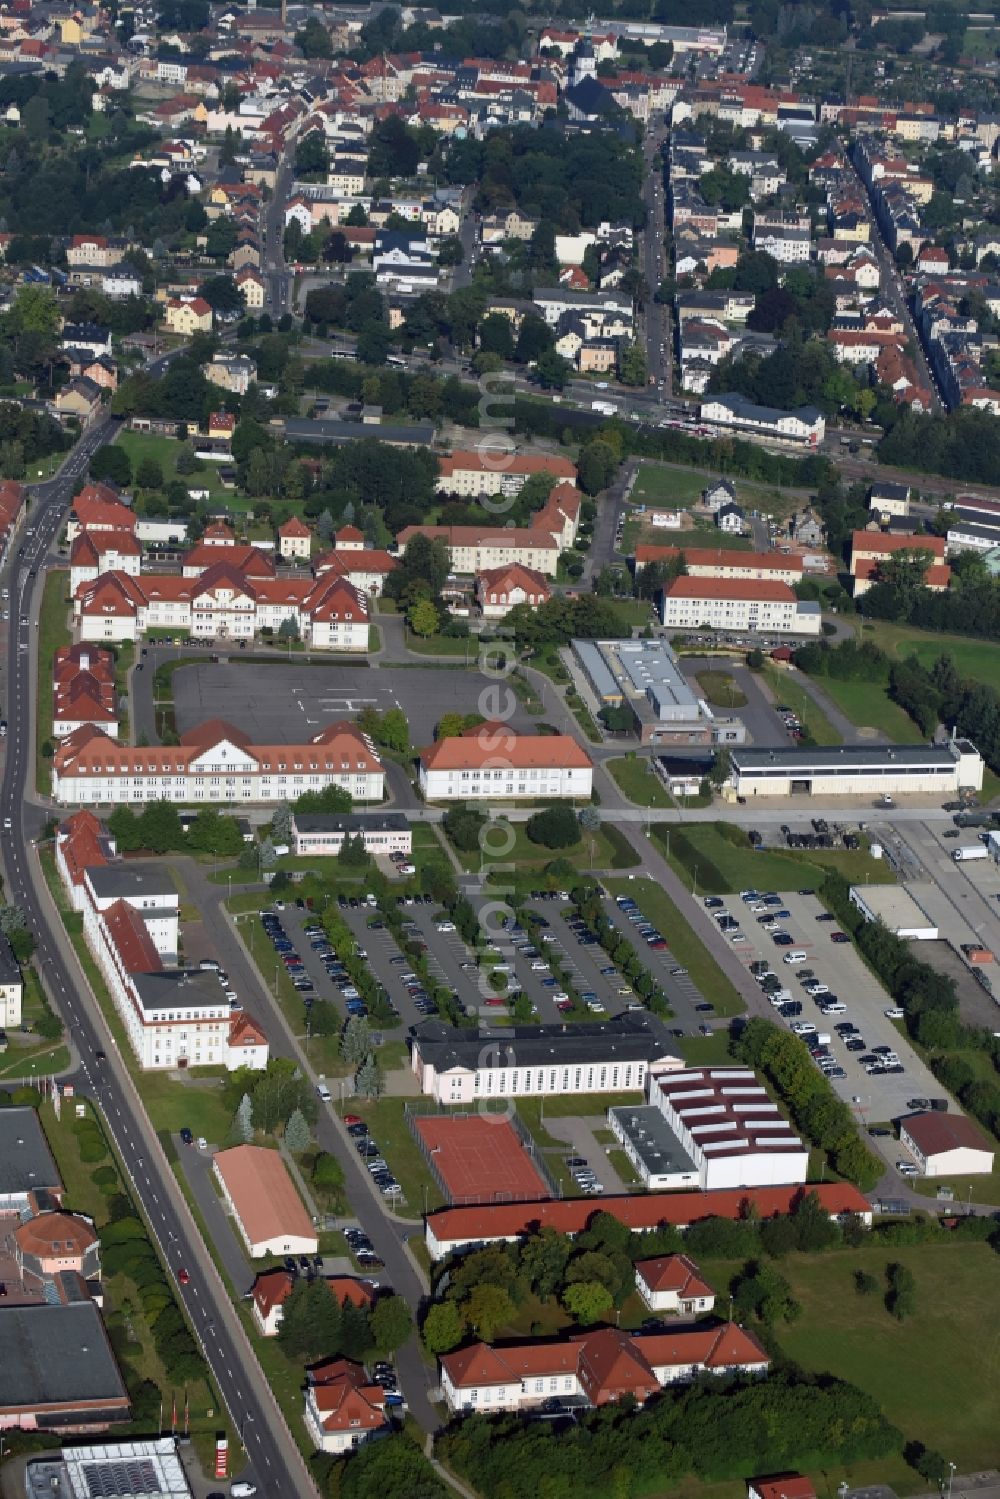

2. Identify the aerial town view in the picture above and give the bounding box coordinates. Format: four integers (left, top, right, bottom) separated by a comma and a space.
0, 1, 999, 1497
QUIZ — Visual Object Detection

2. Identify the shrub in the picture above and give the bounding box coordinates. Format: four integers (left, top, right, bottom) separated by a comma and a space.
525, 804, 580, 849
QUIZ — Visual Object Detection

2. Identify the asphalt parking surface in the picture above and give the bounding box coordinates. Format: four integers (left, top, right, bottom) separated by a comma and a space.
172, 662, 539, 746
717, 889, 948, 1146
679, 656, 787, 745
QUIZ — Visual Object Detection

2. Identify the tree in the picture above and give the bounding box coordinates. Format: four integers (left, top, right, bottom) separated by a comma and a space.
339, 834, 371, 869
407, 597, 440, 637
270, 803, 293, 845
236, 1092, 254, 1143
295, 14, 333, 57
370, 1294, 413, 1354
285, 1107, 311, 1153
577, 440, 619, 495
356, 1054, 384, 1100
422, 1300, 465, 1354
562, 1279, 613, 1325
618, 338, 647, 387
90, 444, 131, 488
294, 784, 352, 814
341, 1015, 373, 1066
526, 804, 581, 849
464, 1283, 514, 1341
139, 800, 184, 853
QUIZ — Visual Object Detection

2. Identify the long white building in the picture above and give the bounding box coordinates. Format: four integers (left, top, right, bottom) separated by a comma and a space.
660, 577, 821, 635
418, 728, 593, 802
727, 739, 984, 799
55, 810, 269, 1072
410, 1014, 680, 1106
52, 719, 386, 807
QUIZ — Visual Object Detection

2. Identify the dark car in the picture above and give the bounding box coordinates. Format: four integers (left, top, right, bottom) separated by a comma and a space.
179, 1127, 194, 1146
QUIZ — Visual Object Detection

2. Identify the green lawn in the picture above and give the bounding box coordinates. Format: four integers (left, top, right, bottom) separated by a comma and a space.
654, 821, 897, 896
761, 666, 843, 746
631, 462, 803, 522
873, 621, 1000, 687
603, 597, 656, 631
604, 876, 744, 1018
36, 569, 72, 793
770, 1242, 1000, 1471
452, 821, 633, 875
817, 677, 926, 743
116, 431, 230, 503
695, 670, 747, 709
678, 1030, 734, 1065
606, 755, 674, 807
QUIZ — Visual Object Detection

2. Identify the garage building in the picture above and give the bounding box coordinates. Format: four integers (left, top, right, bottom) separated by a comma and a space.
899, 1112, 995, 1177
213, 1144, 318, 1258
727, 739, 984, 799
849, 884, 939, 940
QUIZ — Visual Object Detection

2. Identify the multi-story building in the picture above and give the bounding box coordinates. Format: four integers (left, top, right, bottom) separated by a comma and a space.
52, 644, 119, 740
659, 577, 821, 635
410, 1013, 677, 1105
434, 450, 577, 499
438, 1324, 769, 1414
475, 563, 551, 617
397, 524, 560, 577
700, 394, 825, 445
418, 727, 593, 801
51, 720, 386, 807
75, 564, 370, 650
849, 529, 949, 595
54, 810, 270, 1072
635, 544, 803, 586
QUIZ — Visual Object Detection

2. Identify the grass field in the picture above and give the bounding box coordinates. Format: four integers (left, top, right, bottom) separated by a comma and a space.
761, 666, 843, 745
36, 569, 71, 794
872, 621, 1000, 686
817, 676, 926, 743
116, 431, 230, 504
767, 1242, 1000, 1471
604, 876, 744, 1018
695, 669, 747, 708
453, 821, 632, 875
631, 463, 802, 521
653, 821, 897, 895
606, 755, 675, 807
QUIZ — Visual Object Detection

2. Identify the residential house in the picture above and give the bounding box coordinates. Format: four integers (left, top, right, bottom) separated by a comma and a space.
163, 297, 213, 335
418, 725, 593, 802
633, 1254, 716, 1315
476, 564, 551, 618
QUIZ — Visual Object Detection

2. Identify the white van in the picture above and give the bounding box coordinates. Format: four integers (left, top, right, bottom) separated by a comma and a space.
231, 1485, 258, 1499
316, 1083, 332, 1103
783, 951, 808, 964
821, 1001, 847, 1015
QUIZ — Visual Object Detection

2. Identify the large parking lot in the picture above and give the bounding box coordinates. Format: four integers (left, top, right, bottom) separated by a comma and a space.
172, 662, 539, 747
705, 887, 947, 1139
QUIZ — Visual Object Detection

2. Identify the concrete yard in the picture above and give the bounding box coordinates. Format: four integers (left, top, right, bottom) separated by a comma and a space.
716, 888, 948, 1137
171, 661, 539, 747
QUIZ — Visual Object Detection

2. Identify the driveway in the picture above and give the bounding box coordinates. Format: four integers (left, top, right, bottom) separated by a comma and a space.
176, 1137, 255, 1297
680, 656, 785, 743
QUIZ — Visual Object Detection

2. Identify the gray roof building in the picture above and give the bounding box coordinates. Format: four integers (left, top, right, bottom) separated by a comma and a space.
0, 1107, 62, 1206
86, 866, 176, 903
412, 1012, 675, 1074
0, 1303, 129, 1429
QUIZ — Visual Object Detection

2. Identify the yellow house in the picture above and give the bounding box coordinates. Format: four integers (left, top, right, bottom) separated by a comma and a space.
237, 269, 266, 310
164, 297, 213, 335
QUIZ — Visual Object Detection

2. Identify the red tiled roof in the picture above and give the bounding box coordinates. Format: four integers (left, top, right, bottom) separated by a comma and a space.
420, 731, 591, 773
437, 450, 576, 481
214, 1145, 315, 1245
634, 1252, 713, 1300
850, 529, 946, 561
279, 516, 311, 537
100, 898, 163, 976
427, 1184, 872, 1247
665, 577, 798, 603
635, 545, 803, 574
751, 1474, 818, 1499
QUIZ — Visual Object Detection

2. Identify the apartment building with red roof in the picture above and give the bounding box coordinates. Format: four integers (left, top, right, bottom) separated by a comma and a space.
313, 547, 399, 597
52, 718, 385, 807
418, 726, 593, 801
434, 449, 577, 499
69, 528, 141, 595
439, 1323, 769, 1413
660, 576, 822, 635
633, 1253, 716, 1315
250, 1268, 375, 1337
52, 644, 119, 740
66, 485, 136, 542
424, 1183, 872, 1260
304, 1358, 391, 1455
475, 563, 551, 618
396, 523, 561, 577
749, 1474, 817, 1499
635, 544, 803, 586
849, 528, 950, 596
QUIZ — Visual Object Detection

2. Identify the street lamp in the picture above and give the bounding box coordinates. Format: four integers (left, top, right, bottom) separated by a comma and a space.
948, 1462, 956, 1499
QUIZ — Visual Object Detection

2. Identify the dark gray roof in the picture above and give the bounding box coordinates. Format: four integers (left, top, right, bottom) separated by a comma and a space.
707, 392, 822, 425
0, 1303, 128, 1414
283, 419, 435, 449
413, 1012, 675, 1073
132, 970, 227, 1015
871, 482, 909, 502
731, 743, 963, 771
0, 1108, 61, 1197
86, 866, 176, 901
293, 813, 410, 834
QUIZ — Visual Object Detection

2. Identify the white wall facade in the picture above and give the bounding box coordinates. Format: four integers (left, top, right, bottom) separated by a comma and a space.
418, 761, 593, 802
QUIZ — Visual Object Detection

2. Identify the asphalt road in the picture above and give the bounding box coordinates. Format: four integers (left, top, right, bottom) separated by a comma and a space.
0, 423, 321, 1496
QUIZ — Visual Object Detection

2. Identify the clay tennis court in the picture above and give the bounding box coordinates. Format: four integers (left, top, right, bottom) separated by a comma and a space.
413, 1114, 552, 1205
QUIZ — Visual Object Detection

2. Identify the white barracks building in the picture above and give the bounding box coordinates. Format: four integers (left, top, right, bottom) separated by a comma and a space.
660, 577, 821, 635
52, 719, 386, 806
418, 727, 593, 801
727, 739, 984, 799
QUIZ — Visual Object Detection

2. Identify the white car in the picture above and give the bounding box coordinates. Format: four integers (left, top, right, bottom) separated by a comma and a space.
530, 960, 548, 971
435, 922, 456, 933
884, 1007, 905, 1019
791, 1022, 816, 1035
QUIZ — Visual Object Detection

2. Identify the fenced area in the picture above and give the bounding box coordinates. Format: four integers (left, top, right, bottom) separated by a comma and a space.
406, 1104, 558, 1204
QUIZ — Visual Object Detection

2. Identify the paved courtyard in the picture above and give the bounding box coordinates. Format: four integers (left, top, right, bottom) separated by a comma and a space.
172, 662, 539, 746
